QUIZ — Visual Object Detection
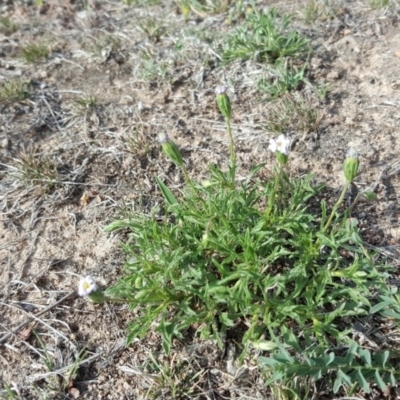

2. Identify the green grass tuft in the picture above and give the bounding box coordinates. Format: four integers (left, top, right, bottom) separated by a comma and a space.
221, 7, 309, 64
0, 80, 31, 104
20, 42, 50, 62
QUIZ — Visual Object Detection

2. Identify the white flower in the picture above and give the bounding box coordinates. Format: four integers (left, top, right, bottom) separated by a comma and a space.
215, 85, 228, 95
78, 276, 98, 297
268, 134, 291, 155
157, 132, 169, 144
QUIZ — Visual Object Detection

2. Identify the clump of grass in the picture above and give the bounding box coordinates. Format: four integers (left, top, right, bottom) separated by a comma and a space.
0, 80, 31, 104
175, 0, 231, 18
258, 61, 307, 99
83, 35, 121, 59
138, 49, 171, 83
101, 87, 399, 395
264, 93, 322, 134
370, 0, 390, 9
74, 95, 97, 111
31, 332, 88, 397
221, 7, 309, 64
20, 42, 50, 62
0, 17, 18, 35
12, 148, 59, 190
137, 18, 166, 42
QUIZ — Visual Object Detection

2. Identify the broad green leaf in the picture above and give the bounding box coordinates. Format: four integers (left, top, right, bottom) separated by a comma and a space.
155, 176, 178, 206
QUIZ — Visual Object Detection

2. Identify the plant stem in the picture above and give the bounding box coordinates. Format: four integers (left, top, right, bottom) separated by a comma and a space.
181, 163, 200, 196
322, 181, 350, 233
266, 166, 283, 218
226, 116, 236, 185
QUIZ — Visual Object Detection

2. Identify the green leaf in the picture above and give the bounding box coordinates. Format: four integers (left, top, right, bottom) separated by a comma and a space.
333, 376, 342, 393
362, 191, 378, 201
358, 348, 372, 367
252, 340, 278, 351
265, 370, 285, 385
337, 369, 352, 386
381, 309, 400, 319
158, 315, 175, 354
325, 352, 335, 367
389, 372, 396, 386
374, 370, 387, 391
259, 356, 279, 367
155, 176, 178, 206
103, 219, 131, 232
345, 342, 358, 364
370, 299, 393, 314
355, 370, 370, 393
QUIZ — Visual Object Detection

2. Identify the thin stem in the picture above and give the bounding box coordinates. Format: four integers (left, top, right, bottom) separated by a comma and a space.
181, 163, 200, 196
322, 181, 350, 233
226, 116, 235, 168
226, 116, 236, 187
266, 166, 283, 218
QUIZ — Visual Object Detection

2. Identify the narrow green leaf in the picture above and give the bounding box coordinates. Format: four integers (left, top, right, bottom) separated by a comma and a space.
155, 177, 178, 206
374, 370, 387, 391
103, 219, 130, 232
389, 372, 396, 386
382, 309, 400, 319
338, 369, 352, 386
333, 376, 342, 393
382, 350, 390, 367
345, 342, 358, 364
265, 370, 284, 385
252, 340, 278, 351
258, 356, 279, 367
355, 370, 370, 393
370, 300, 393, 314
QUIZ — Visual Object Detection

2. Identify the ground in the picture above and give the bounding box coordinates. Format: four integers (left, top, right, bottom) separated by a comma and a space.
1, 0, 400, 399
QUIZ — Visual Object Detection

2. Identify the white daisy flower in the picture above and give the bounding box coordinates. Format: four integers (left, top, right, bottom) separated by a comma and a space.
269, 134, 291, 155
78, 276, 98, 297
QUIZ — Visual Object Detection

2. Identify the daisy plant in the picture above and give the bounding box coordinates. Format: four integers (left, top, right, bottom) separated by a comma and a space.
102, 85, 394, 395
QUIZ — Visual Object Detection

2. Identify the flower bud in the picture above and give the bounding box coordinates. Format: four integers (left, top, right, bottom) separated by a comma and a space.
158, 133, 183, 167
275, 151, 288, 166
88, 289, 106, 304
215, 86, 232, 119
344, 148, 359, 182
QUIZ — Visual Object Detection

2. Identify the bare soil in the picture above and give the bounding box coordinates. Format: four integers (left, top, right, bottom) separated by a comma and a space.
1, 0, 400, 399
